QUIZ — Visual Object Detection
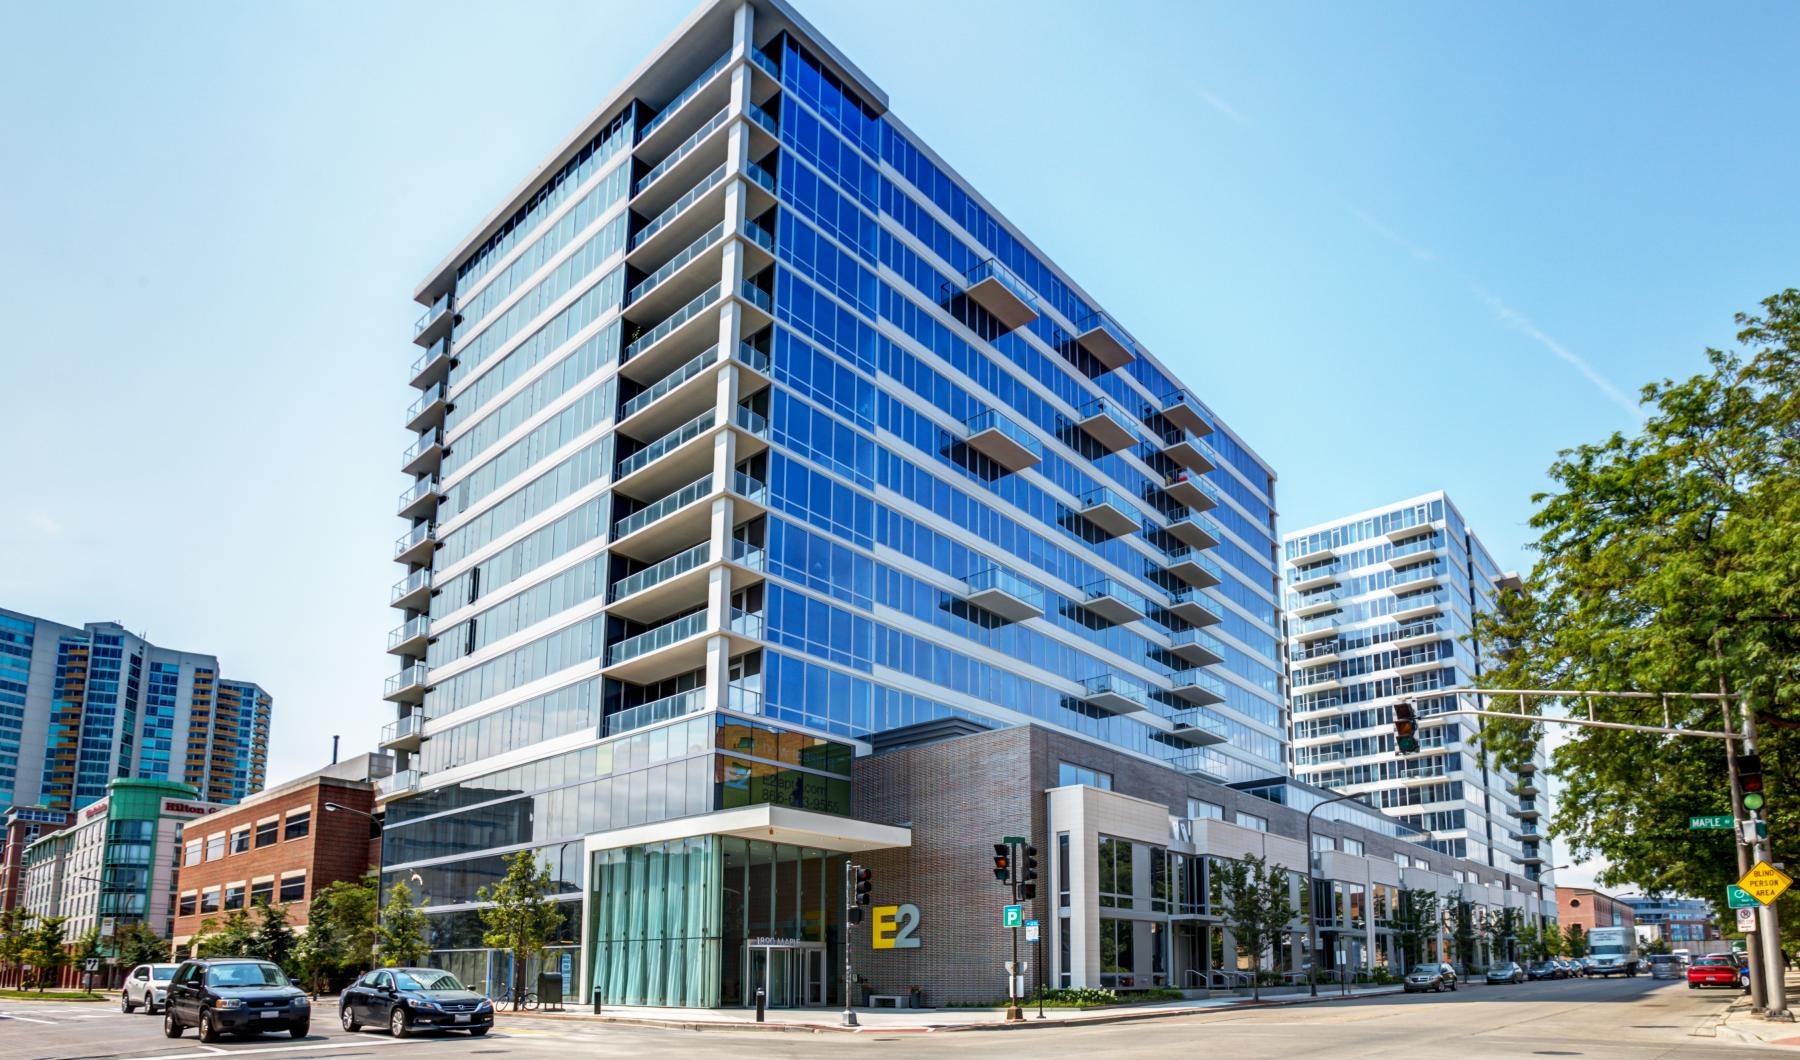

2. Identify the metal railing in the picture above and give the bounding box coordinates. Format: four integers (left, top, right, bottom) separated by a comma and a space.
394, 523, 434, 558
411, 336, 450, 379
740, 281, 772, 312
406, 383, 447, 423
605, 687, 706, 736
633, 163, 728, 248
402, 429, 442, 467
384, 663, 428, 698
616, 409, 715, 479
380, 712, 425, 745
637, 51, 731, 143
634, 107, 730, 197
613, 474, 713, 539
624, 284, 721, 360
607, 611, 709, 665
387, 616, 429, 650
610, 541, 710, 602
391, 568, 431, 603
621, 345, 720, 420
627, 223, 725, 305
413, 292, 451, 336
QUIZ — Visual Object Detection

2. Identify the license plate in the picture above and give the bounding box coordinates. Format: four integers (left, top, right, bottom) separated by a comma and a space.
260, 1011, 281, 1019
454, 1014, 471, 1023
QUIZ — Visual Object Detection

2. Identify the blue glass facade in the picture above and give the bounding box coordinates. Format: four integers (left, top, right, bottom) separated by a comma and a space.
386, 0, 1280, 1004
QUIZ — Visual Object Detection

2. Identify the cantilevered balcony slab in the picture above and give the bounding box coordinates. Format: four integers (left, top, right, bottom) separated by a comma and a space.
1168, 511, 1221, 550
405, 384, 449, 433
1289, 564, 1340, 593
965, 568, 1045, 622
1391, 590, 1448, 622
608, 540, 715, 623
1169, 628, 1226, 666
393, 523, 435, 566
960, 258, 1039, 330
1161, 429, 1215, 474
1078, 487, 1141, 538
386, 616, 429, 658
410, 338, 453, 390
1289, 589, 1341, 619
397, 478, 440, 520
1390, 563, 1445, 594
1083, 578, 1147, 625
1073, 311, 1135, 371
1171, 670, 1228, 705
1158, 390, 1212, 437
1164, 548, 1223, 590
383, 663, 428, 704
390, 569, 431, 612
603, 611, 711, 684
1075, 399, 1137, 453
1164, 471, 1217, 511
401, 430, 445, 477
1291, 639, 1341, 666
413, 297, 455, 348
380, 711, 426, 753
1080, 674, 1149, 716
964, 410, 1042, 473
1169, 709, 1229, 746
1385, 521, 1440, 544
611, 475, 717, 562
1167, 589, 1223, 626
1288, 542, 1336, 567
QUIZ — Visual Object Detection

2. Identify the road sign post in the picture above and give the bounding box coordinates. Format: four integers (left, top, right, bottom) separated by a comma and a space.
1729, 884, 1761, 909
1738, 861, 1794, 906
1690, 814, 1735, 830
1003, 904, 1024, 928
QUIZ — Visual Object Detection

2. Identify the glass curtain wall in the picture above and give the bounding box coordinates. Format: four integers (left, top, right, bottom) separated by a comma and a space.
589, 836, 720, 1007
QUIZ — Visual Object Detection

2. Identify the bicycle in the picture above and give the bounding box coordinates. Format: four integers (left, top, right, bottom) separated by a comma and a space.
490, 988, 537, 1011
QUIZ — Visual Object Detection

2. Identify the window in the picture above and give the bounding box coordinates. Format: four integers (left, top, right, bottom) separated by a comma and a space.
230, 828, 249, 855
1097, 836, 1133, 908
1343, 838, 1365, 856
250, 879, 274, 906
1058, 762, 1112, 790
225, 883, 245, 910
1312, 835, 1336, 852
1056, 832, 1070, 909
205, 833, 225, 861
284, 809, 311, 841
200, 888, 220, 913
1187, 799, 1223, 821
178, 892, 197, 917
1235, 812, 1268, 832
279, 872, 306, 903
183, 841, 201, 866
255, 818, 278, 847
1099, 918, 1135, 985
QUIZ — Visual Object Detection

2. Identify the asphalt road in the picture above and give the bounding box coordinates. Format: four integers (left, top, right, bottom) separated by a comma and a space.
0, 975, 1779, 1059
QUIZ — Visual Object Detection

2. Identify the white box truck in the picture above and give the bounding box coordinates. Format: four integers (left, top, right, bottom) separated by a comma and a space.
1588, 927, 1640, 976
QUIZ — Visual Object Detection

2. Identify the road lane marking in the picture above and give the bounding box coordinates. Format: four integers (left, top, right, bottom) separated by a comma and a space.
0, 1013, 55, 1024
115, 1036, 416, 1060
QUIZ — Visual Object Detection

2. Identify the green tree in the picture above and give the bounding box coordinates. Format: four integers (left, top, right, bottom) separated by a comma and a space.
1392, 889, 1441, 968
0, 909, 36, 987
195, 909, 258, 959
72, 927, 103, 991
477, 851, 561, 1007
1214, 854, 1297, 1001
22, 915, 69, 991
1449, 898, 1479, 972
1492, 908, 1523, 964
1644, 936, 1673, 956
1473, 290, 1800, 928
378, 882, 430, 967
1564, 924, 1589, 958
254, 901, 297, 969
306, 875, 379, 976
112, 922, 171, 969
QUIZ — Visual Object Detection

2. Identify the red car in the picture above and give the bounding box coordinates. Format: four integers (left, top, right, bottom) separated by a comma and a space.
1688, 955, 1743, 990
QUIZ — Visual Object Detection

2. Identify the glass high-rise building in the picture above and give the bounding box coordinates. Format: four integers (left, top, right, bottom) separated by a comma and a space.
0, 608, 271, 812
1281, 491, 1553, 882
381, 0, 1293, 1005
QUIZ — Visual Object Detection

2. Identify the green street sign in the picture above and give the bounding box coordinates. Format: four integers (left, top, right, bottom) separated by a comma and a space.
1728, 884, 1760, 909
1690, 815, 1735, 830
1002, 835, 1025, 846
1003, 904, 1023, 928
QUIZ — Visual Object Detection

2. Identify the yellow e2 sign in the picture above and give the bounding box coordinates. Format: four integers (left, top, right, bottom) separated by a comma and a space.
870, 903, 922, 949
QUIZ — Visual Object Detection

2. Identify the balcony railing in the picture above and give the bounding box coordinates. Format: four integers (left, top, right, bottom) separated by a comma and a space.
744, 160, 777, 195
380, 712, 425, 746
625, 284, 721, 361
748, 103, 780, 137
637, 50, 731, 143
730, 537, 767, 571
1076, 397, 1138, 451
413, 292, 451, 337
405, 383, 447, 424
1158, 389, 1212, 436
1083, 578, 1148, 623
384, 663, 428, 699
749, 48, 780, 80
387, 616, 429, 651
402, 429, 443, 468
378, 769, 422, 797
634, 107, 730, 196
622, 344, 720, 420
1082, 673, 1150, 713
607, 611, 709, 666
627, 223, 725, 305
606, 687, 706, 736
733, 471, 768, 504
741, 281, 772, 313
411, 337, 451, 382
965, 567, 1046, 621
737, 341, 771, 374
1172, 670, 1228, 702
1072, 310, 1135, 370
617, 408, 715, 479
1291, 638, 1340, 662
1170, 627, 1225, 662
613, 474, 713, 539
611, 540, 710, 602
393, 522, 434, 559
743, 223, 775, 254
634, 163, 728, 249
397, 477, 438, 516
961, 258, 1039, 329
391, 568, 431, 604
730, 608, 764, 639
1390, 535, 1442, 562
964, 408, 1042, 472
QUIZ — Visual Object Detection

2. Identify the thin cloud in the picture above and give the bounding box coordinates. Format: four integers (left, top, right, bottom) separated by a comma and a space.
1473, 286, 1645, 421
1350, 208, 1435, 262
27, 511, 62, 537
1195, 86, 1251, 126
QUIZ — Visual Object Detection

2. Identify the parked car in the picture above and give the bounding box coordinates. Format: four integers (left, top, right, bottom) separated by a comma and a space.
1526, 960, 1565, 981
1646, 954, 1686, 980
1688, 955, 1745, 991
1554, 959, 1581, 977
339, 967, 493, 1038
163, 958, 310, 1042
121, 963, 179, 1014
1404, 962, 1459, 993
1486, 962, 1526, 985
1575, 957, 1599, 976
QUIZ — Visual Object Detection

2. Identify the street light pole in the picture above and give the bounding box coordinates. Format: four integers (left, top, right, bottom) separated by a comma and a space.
1306, 791, 1358, 998
323, 803, 383, 970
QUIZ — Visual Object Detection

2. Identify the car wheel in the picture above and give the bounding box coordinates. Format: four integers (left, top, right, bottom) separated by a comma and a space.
390, 1006, 411, 1039
342, 1004, 360, 1032
122, 992, 135, 1014
198, 1012, 220, 1044
290, 1022, 309, 1039
469, 1027, 490, 1037
163, 1012, 183, 1038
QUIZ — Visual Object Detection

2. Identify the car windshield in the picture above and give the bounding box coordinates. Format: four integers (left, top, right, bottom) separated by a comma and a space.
207, 963, 290, 988
1409, 965, 1441, 976
150, 965, 179, 980
1489, 964, 1513, 972
393, 970, 465, 992
1695, 956, 1733, 966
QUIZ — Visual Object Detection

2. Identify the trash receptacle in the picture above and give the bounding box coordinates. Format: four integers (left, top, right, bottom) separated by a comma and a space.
537, 973, 564, 1012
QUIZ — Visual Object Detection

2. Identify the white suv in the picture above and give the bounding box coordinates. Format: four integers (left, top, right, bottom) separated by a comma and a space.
122, 964, 179, 1014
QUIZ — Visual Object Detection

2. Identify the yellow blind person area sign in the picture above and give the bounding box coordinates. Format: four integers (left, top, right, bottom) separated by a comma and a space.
1736, 861, 1793, 906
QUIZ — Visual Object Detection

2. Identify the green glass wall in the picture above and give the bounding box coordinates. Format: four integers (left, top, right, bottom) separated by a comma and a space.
589, 836, 721, 1007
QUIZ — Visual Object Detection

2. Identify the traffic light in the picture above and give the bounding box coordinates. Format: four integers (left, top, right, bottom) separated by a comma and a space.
848, 907, 864, 925
853, 866, 873, 906
992, 842, 1012, 884
1393, 699, 1420, 755
1737, 753, 1766, 810
1019, 844, 1039, 900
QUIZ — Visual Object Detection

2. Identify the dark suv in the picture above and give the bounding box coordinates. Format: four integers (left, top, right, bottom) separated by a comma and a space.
163, 958, 310, 1042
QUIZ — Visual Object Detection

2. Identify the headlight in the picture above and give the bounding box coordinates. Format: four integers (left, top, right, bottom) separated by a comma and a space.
293, 996, 310, 1007
412, 1000, 441, 1011
215, 999, 245, 1009
475, 999, 493, 1011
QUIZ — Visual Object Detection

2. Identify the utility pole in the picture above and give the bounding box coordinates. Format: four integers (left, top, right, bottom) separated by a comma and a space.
1725, 697, 1765, 1011
1743, 697, 1791, 1021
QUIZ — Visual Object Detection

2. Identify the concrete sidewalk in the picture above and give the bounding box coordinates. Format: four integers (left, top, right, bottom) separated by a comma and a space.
479, 983, 1406, 1034
1711, 971, 1800, 1048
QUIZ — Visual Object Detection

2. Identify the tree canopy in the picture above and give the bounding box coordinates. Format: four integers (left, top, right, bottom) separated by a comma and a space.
1215, 853, 1297, 1001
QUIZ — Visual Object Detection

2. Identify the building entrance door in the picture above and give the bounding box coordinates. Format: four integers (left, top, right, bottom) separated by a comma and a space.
746, 943, 828, 1007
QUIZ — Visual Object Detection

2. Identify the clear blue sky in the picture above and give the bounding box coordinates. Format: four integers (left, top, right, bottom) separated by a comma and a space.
1, 0, 1795, 819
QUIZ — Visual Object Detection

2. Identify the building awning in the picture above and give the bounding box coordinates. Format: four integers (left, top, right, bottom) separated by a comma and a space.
582, 805, 911, 855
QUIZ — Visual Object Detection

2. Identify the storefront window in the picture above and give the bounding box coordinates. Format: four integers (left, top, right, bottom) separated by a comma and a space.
1097, 837, 1132, 908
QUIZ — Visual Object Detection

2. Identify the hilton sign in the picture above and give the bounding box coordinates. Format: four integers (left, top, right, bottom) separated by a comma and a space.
160, 798, 213, 819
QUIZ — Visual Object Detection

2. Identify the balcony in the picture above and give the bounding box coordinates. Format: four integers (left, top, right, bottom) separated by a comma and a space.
1160, 428, 1215, 474
1288, 541, 1337, 567
623, 284, 722, 379
959, 258, 1039, 331
393, 522, 435, 566
739, 280, 774, 325
1392, 589, 1450, 621
1164, 470, 1218, 511
1171, 669, 1227, 705
1289, 589, 1341, 618
1516, 847, 1546, 865
1390, 619, 1443, 648
401, 429, 444, 476
608, 540, 713, 621
1289, 562, 1340, 593
1169, 709, 1229, 747
1290, 638, 1341, 665
631, 162, 730, 263
604, 610, 710, 682
397, 477, 439, 520
615, 408, 717, 492
964, 567, 1045, 622
636, 50, 732, 151
963, 409, 1042, 472
1174, 752, 1227, 785
1081, 674, 1149, 716
1167, 510, 1221, 550
1511, 776, 1541, 797
1158, 390, 1212, 437
1164, 547, 1224, 590
1388, 535, 1444, 566
604, 687, 707, 738
1078, 487, 1141, 538
386, 616, 430, 658
1169, 628, 1225, 666
611, 474, 715, 559
1391, 562, 1445, 593
380, 712, 425, 753
1167, 588, 1223, 626
405, 383, 449, 432
413, 292, 455, 348
1075, 398, 1138, 453
1517, 799, 1540, 819
1083, 578, 1148, 624
390, 568, 431, 611
1385, 520, 1440, 545
625, 222, 727, 320
377, 768, 422, 798
1292, 665, 1343, 692
1072, 310, 1134, 371
410, 337, 453, 390
383, 663, 428, 704
633, 106, 730, 207
1392, 647, 1443, 676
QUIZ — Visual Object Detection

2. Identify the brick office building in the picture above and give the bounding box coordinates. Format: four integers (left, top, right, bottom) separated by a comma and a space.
1557, 886, 1637, 935
171, 754, 390, 952
0, 805, 73, 912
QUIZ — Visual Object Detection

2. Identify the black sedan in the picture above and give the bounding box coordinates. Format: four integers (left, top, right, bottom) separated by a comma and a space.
1526, 960, 1566, 980
163, 958, 311, 1041
340, 967, 493, 1037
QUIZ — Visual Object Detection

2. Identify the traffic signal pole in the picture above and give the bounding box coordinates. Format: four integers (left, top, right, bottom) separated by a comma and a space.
1743, 701, 1792, 1021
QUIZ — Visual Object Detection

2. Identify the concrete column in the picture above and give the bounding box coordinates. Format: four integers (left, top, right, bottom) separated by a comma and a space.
732, 0, 752, 56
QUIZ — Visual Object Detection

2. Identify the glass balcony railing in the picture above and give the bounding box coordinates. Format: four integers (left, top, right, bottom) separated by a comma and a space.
743, 223, 775, 254
1171, 628, 1225, 659
730, 608, 765, 639
744, 160, 777, 195
413, 291, 451, 336
622, 345, 720, 420
1172, 670, 1228, 700
606, 687, 706, 736
729, 684, 763, 714
1080, 485, 1135, 514
634, 107, 730, 197
748, 103, 780, 137
393, 523, 433, 559
740, 281, 772, 312
967, 567, 1046, 610
1166, 470, 1220, 507
1082, 673, 1149, 709
1167, 587, 1222, 618
378, 768, 423, 797
607, 611, 709, 666
730, 537, 767, 571
1163, 546, 1224, 582
1158, 389, 1212, 432
749, 48, 780, 80
411, 336, 450, 379
384, 663, 428, 698
380, 712, 425, 745
1393, 588, 1451, 614
1290, 612, 1341, 636
1292, 665, 1340, 689
397, 477, 438, 512
637, 50, 731, 143
391, 568, 430, 604
625, 284, 721, 360
1390, 535, 1442, 561
1074, 310, 1136, 356
1289, 587, 1341, 611
1078, 397, 1137, 437
1391, 561, 1445, 588
1169, 709, 1229, 742
964, 258, 1039, 314
387, 616, 429, 651
634, 163, 728, 249
402, 429, 442, 467
732, 404, 770, 439
611, 540, 710, 602
627, 222, 725, 304
617, 408, 715, 479
965, 409, 1043, 460
613, 474, 713, 539
406, 383, 446, 423
1084, 577, 1148, 614
1291, 638, 1340, 662
733, 471, 768, 504
736, 341, 771, 374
